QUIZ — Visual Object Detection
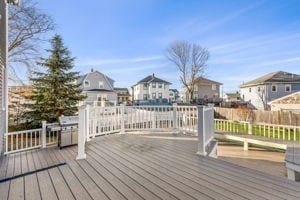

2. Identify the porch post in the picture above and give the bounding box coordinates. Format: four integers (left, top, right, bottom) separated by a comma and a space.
41, 121, 47, 148
120, 103, 125, 134
172, 103, 177, 131
196, 105, 206, 156
77, 105, 86, 160
86, 104, 91, 141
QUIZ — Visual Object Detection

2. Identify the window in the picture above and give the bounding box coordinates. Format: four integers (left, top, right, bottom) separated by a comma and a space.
143, 94, 148, 100
212, 84, 217, 90
285, 84, 291, 92
249, 88, 251, 92
257, 87, 260, 92
152, 83, 156, 88
271, 85, 277, 92
158, 93, 162, 98
152, 93, 156, 99
143, 83, 148, 90
170, 93, 173, 96
84, 80, 90, 87
99, 81, 104, 89
158, 83, 162, 88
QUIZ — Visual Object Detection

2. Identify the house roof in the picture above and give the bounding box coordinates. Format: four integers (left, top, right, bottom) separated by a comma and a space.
268, 91, 300, 105
225, 93, 240, 98
77, 70, 115, 85
133, 74, 171, 86
169, 89, 179, 93
240, 71, 300, 88
194, 77, 222, 85
114, 87, 129, 91
82, 89, 115, 92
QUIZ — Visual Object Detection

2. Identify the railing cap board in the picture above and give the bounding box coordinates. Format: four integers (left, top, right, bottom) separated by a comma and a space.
6, 128, 43, 135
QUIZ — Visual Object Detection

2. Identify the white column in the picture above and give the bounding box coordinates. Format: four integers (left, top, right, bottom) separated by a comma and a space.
120, 104, 125, 134
196, 105, 207, 156
41, 121, 47, 148
77, 105, 87, 160
86, 104, 91, 141
248, 121, 253, 135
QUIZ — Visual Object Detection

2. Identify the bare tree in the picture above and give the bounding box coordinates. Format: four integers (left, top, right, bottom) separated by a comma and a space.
256, 86, 268, 110
8, 0, 55, 82
166, 41, 209, 103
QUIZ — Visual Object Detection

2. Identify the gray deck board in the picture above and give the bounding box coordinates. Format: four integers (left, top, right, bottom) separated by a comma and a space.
1, 133, 300, 200
119, 135, 300, 199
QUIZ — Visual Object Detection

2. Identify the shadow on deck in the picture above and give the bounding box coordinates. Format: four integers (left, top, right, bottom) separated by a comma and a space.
1, 133, 300, 200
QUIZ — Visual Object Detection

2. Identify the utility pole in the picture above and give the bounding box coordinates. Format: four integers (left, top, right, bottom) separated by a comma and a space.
0, 0, 20, 154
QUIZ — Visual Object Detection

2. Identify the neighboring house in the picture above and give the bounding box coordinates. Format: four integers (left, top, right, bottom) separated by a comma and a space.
114, 87, 132, 105
169, 89, 180, 103
184, 77, 223, 104
240, 71, 300, 110
132, 74, 171, 105
224, 92, 241, 102
268, 91, 300, 112
78, 69, 117, 106
8, 85, 33, 125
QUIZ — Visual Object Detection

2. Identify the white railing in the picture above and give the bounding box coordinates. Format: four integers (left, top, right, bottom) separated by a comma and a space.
214, 119, 300, 142
77, 104, 216, 159
4, 121, 60, 154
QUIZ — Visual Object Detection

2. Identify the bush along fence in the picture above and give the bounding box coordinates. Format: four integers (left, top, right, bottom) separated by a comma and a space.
76, 104, 217, 159
4, 121, 60, 154
214, 119, 300, 143
214, 107, 300, 126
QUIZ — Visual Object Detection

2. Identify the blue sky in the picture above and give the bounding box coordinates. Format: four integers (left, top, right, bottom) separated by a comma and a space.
35, 0, 300, 93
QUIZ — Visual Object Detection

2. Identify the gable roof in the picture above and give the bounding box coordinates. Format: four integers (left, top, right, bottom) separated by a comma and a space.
225, 93, 240, 98
169, 89, 179, 93
133, 74, 171, 86
194, 77, 222, 85
240, 71, 300, 88
268, 91, 300, 105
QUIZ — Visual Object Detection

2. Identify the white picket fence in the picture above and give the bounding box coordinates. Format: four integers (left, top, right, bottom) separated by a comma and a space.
76, 104, 216, 159
214, 119, 300, 142
4, 121, 60, 154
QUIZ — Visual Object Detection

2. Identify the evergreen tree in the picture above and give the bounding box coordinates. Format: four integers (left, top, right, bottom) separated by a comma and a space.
23, 35, 85, 126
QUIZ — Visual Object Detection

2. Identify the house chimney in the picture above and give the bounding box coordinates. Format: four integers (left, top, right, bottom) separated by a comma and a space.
91, 68, 94, 72
152, 73, 155, 78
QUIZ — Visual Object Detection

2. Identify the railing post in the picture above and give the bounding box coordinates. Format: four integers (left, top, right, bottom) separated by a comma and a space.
86, 104, 91, 141
120, 104, 125, 134
248, 121, 253, 135
196, 105, 206, 156
42, 121, 47, 148
77, 105, 86, 160
172, 103, 177, 131
151, 110, 156, 130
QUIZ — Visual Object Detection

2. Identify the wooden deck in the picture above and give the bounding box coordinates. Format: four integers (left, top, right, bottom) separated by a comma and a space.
1, 133, 300, 200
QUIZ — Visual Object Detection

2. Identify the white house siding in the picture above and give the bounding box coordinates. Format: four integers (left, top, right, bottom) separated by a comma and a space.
0, 66, 4, 154
240, 83, 300, 110
133, 83, 170, 101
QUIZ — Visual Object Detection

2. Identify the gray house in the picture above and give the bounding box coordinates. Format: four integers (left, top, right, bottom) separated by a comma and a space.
240, 71, 300, 110
78, 69, 117, 106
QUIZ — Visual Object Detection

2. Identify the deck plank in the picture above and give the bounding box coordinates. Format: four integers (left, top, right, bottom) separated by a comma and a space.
21, 152, 29, 174
24, 174, 41, 200
117, 135, 300, 199
8, 177, 24, 200
48, 167, 74, 200
136, 135, 300, 193
58, 164, 92, 200
37, 170, 58, 200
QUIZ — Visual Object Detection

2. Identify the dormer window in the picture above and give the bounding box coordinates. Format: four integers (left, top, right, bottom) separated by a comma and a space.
99, 81, 104, 89
158, 83, 162, 88
84, 80, 90, 87
271, 85, 277, 92
152, 82, 156, 88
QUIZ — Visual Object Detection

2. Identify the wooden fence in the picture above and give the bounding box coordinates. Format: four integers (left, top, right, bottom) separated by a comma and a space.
214, 107, 300, 126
